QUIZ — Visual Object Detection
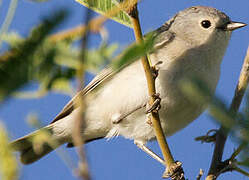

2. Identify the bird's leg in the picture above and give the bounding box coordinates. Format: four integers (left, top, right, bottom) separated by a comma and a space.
111, 105, 146, 124
134, 140, 165, 165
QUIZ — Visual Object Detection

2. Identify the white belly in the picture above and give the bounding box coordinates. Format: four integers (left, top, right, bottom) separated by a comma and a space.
106, 60, 220, 143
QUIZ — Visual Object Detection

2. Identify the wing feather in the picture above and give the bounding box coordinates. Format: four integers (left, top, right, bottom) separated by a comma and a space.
50, 67, 115, 123
50, 26, 175, 124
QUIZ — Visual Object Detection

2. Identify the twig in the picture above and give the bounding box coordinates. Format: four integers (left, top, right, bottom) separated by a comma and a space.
126, 2, 184, 180
49, 17, 107, 42
70, 2, 139, 178
196, 169, 204, 180
237, 157, 249, 166
72, 4, 94, 180
206, 47, 249, 179
230, 143, 246, 161
195, 129, 217, 143
234, 166, 249, 177
0, 0, 18, 48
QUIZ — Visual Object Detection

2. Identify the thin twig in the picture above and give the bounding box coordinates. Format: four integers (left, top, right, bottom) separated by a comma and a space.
126, 2, 184, 180
49, 17, 107, 42
0, 0, 18, 48
70, 2, 139, 178
234, 166, 249, 177
230, 143, 246, 161
72, 4, 94, 180
196, 169, 204, 180
207, 47, 249, 179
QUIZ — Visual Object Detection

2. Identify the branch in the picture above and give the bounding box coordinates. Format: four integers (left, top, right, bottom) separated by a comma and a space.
71, 4, 97, 180
230, 143, 246, 161
234, 166, 249, 177
206, 46, 249, 179
0, 0, 18, 48
127, 3, 184, 180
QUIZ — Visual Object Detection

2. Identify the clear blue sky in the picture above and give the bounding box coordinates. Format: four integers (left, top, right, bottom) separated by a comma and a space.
0, 0, 248, 180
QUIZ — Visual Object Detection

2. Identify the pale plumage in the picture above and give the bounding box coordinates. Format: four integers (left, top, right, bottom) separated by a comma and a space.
10, 6, 246, 164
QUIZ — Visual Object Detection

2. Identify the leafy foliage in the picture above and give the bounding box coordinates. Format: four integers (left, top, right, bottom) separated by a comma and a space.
76, 0, 132, 28
0, 10, 70, 101
0, 123, 18, 180
0, 10, 156, 101
0, 9, 120, 99
111, 33, 156, 69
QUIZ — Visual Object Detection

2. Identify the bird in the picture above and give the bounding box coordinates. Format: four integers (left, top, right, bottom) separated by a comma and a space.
10, 6, 246, 165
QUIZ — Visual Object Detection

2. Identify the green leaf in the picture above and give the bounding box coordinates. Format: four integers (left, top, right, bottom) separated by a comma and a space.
112, 33, 156, 69
75, 0, 132, 28
55, 43, 118, 74
1, 32, 24, 48
85, 43, 118, 73
0, 10, 68, 101
50, 78, 73, 94
13, 89, 47, 99
0, 122, 18, 180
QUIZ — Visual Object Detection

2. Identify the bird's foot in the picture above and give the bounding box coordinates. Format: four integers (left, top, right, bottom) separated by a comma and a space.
146, 93, 161, 114
146, 114, 153, 126
151, 61, 162, 79
163, 161, 185, 179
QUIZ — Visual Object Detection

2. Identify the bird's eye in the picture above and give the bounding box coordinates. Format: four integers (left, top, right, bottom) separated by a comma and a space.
201, 20, 211, 28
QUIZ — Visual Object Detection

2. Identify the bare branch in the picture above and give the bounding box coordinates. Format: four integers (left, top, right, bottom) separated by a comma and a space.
234, 166, 249, 177
206, 47, 249, 179
195, 129, 217, 143
230, 143, 246, 161
126, 2, 185, 180
72, 4, 95, 180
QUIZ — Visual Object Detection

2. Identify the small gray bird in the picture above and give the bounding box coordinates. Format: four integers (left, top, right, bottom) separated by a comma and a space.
11, 6, 246, 164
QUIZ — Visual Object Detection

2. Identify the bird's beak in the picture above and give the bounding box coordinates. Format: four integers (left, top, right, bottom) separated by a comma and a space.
225, 21, 247, 31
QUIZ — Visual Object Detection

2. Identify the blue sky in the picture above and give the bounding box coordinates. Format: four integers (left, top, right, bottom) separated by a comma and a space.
0, 0, 248, 180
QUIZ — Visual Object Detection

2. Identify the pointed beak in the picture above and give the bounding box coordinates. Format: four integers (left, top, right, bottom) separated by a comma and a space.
225, 21, 247, 31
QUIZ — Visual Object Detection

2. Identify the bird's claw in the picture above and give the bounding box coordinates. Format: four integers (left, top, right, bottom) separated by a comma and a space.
163, 161, 184, 179
151, 61, 162, 79
146, 114, 153, 126
146, 93, 161, 114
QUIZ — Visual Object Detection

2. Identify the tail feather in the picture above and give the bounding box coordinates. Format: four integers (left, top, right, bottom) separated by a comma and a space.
20, 143, 55, 164
10, 126, 63, 164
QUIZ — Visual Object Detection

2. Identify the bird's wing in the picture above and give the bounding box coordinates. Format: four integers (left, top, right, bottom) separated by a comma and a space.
144, 17, 175, 49
50, 26, 175, 124
50, 67, 115, 123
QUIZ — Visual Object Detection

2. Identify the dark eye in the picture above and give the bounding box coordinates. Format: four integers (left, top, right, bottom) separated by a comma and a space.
201, 20, 211, 28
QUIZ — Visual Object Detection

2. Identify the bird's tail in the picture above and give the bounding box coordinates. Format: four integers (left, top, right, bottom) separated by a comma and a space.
10, 125, 64, 164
